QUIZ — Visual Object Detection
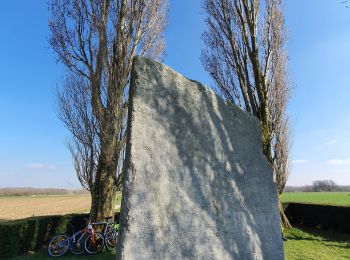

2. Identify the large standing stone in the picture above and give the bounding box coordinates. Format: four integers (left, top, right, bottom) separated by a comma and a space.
116, 57, 284, 260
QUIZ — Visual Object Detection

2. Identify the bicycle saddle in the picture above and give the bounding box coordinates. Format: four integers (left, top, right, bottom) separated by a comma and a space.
104, 216, 113, 221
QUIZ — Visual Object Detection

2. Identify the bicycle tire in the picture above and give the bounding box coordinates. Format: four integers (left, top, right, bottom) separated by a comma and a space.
105, 229, 118, 251
47, 234, 69, 257
84, 232, 104, 254
69, 236, 86, 255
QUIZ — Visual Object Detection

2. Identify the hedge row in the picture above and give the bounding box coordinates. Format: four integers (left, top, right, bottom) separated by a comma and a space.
284, 203, 350, 233
0, 213, 119, 259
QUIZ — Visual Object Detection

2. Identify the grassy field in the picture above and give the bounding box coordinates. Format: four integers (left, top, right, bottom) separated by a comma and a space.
11, 227, 350, 259
0, 192, 122, 222
282, 192, 350, 206
284, 227, 350, 259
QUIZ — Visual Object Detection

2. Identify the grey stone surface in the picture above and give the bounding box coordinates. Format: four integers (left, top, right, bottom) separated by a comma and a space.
116, 57, 284, 260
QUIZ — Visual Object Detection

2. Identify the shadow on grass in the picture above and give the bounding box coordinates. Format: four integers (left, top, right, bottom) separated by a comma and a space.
324, 243, 350, 250
286, 226, 350, 249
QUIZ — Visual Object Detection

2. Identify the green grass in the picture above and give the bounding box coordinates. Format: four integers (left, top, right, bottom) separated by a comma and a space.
282, 192, 350, 206
284, 227, 350, 259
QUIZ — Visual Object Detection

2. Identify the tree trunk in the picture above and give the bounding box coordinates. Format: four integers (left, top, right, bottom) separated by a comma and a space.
260, 121, 290, 230
89, 143, 117, 222
90, 174, 116, 222
278, 195, 292, 229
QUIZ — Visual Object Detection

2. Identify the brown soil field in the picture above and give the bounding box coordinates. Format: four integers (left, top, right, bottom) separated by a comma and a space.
0, 194, 91, 222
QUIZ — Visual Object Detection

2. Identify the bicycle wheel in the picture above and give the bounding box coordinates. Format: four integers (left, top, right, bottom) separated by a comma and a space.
84, 232, 104, 254
105, 229, 118, 250
47, 234, 69, 257
69, 237, 86, 255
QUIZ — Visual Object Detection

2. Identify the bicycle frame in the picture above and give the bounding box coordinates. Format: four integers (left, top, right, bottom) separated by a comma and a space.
57, 223, 95, 250
92, 220, 118, 239
55, 229, 84, 249
70, 229, 86, 245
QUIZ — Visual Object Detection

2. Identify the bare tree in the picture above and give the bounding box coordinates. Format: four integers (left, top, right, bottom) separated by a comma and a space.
49, 0, 168, 221
342, 0, 350, 8
273, 116, 292, 228
273, 117, 291, 195
269, 43, 292, 197
202, 0, 292, 228
57, 74, 99, 191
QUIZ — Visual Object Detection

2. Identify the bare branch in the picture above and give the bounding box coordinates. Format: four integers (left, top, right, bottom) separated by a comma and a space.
202, 0, 292, 228
50, 0, 168, 220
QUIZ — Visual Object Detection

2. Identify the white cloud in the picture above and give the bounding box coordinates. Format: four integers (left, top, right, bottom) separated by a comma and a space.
325, 158, 350, 165
26, 163, 56, 171
292, 159, 309, 164
325, 139, 337, 145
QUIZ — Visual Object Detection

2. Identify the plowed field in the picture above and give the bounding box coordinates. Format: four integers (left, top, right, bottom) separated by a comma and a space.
0, 195, 91, 222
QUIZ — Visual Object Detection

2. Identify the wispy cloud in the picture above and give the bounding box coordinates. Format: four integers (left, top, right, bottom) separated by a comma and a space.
325, 158, 350, 165
26, 163, 56, 171
292, 159, 309, 164
325, 139, 337, 145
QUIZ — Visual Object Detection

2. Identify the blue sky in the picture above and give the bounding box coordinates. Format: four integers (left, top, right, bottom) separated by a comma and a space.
0, 0, 349, 188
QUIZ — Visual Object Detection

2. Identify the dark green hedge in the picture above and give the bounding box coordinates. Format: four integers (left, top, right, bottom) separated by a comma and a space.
0, 213, 91, 258
284, 203, 350, 233
0, 212, 120, 259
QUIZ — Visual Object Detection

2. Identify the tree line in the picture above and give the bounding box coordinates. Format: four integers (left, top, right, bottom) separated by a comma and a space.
0, 188, 88, 197
285, 181, 350, 192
